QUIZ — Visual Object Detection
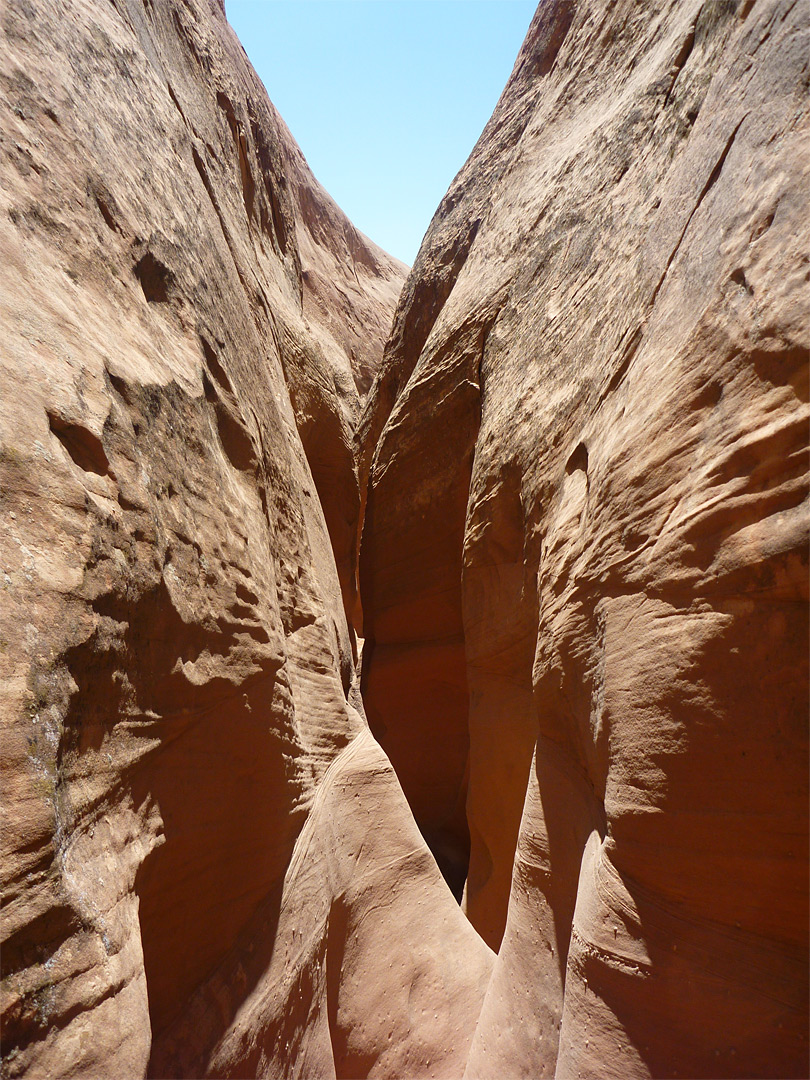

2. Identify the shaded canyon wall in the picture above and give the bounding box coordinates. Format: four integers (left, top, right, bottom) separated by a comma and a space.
359, 0, 809, 1076
0, 2, 493, 1077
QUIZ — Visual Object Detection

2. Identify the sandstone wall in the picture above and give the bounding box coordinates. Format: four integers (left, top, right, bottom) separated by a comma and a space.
359, 0, 809, 1076
3, 0, 808, 1077
0, 2, 493, 1077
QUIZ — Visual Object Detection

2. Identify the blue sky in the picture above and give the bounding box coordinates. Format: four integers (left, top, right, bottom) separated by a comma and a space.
224, 1, 537, 265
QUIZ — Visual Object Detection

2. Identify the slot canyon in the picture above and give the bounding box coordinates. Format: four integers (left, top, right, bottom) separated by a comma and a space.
0, 0, 807, 1077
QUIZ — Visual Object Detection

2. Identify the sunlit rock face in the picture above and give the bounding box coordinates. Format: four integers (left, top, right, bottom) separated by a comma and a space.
0, 2, 495, 1077
2, 0, 808, 1077
359, 0, 809, 1076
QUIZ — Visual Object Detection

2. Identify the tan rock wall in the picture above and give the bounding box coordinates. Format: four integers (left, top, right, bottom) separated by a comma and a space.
3, 0, 808, 1077
359, 1, 809, 1076
0, 2, 491, 1077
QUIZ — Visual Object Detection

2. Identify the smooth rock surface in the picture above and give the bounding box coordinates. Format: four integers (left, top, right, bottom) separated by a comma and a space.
0, 2, 493, 1078
359, 0, 809, 1076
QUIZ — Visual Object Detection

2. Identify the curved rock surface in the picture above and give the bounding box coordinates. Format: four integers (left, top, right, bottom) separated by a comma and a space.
0, 2, 492, 1078
3, 0, 809, 1077
359, 0, 809, 1076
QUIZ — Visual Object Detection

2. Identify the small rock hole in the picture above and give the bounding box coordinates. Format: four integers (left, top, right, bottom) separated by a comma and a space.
213, 401, 255, 472
134, 252, 171, 304
201, 337, 235, 398
566, 442, 588, 475
95, 194, 119, 233
730, 267, 753, 294
235, 582, 259, 606
107, 372, 133, 404
47, 411, 110, 476
694, 379, 723, 409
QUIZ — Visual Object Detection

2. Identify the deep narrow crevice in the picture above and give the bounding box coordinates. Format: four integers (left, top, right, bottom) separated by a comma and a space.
358, 329, 488, 902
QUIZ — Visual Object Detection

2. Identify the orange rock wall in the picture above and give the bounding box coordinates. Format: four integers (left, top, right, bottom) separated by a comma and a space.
2, 0, 808, 1078
0, 2, 493, 1077
360, 0, 809, 1076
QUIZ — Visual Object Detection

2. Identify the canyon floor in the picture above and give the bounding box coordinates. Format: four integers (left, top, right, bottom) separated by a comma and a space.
1, 1, 808, 1078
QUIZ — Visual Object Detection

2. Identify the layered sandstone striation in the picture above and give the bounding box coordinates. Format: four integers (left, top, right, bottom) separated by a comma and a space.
0, 2, 493, 1077
360, 0, 809, 1076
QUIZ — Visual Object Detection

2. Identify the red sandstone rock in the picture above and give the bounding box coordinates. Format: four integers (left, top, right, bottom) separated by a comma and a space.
4, 0, 809, 1076
0, 3, 491, 1077
360, 0, 809, 1076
